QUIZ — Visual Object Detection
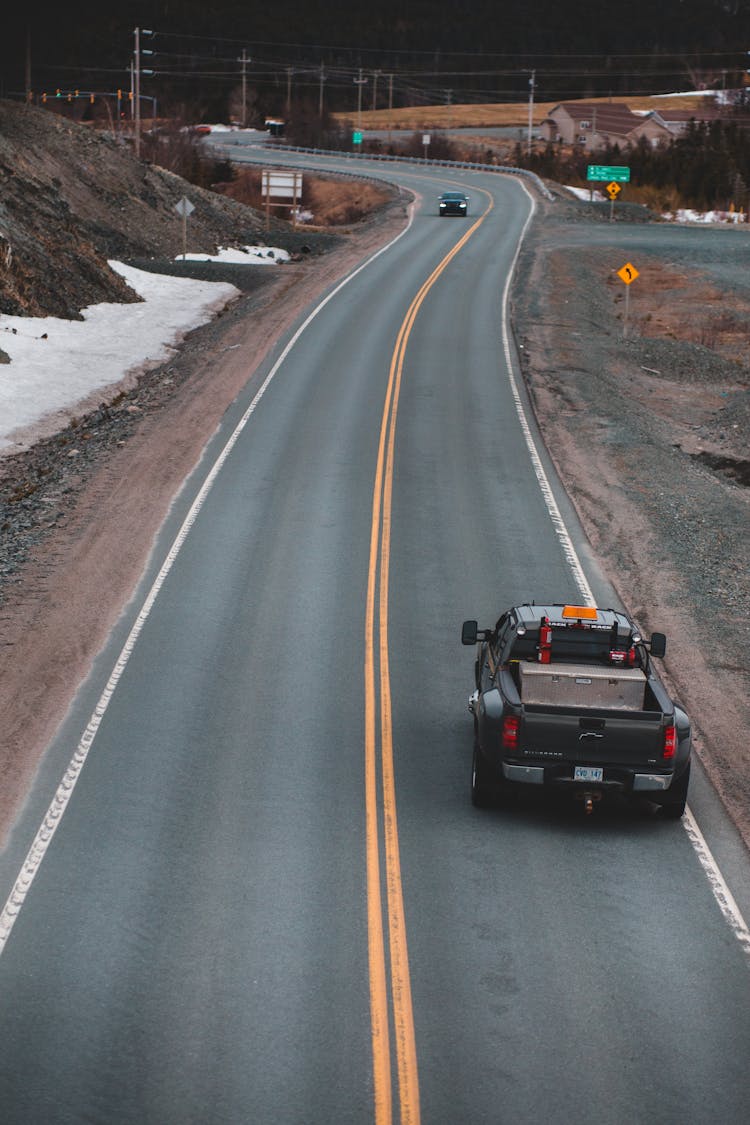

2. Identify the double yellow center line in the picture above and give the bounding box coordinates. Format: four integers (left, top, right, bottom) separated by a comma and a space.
364, 202, 489, 1124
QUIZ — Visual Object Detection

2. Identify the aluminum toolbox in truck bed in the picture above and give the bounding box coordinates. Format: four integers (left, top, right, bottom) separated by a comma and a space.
518, 661, 646, 710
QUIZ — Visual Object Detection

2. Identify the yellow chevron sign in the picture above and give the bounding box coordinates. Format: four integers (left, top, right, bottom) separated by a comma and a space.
617, 262, 639, 285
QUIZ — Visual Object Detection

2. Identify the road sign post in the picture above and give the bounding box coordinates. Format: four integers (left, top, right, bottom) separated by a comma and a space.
261, 170, 303, 228
617, 261, 639, 338
174, 196, 195, 260
606, 180, 622, 221
587, 166, 630, 213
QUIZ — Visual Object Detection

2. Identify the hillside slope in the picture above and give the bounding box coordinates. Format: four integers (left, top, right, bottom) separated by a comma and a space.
0, 100, 275, 322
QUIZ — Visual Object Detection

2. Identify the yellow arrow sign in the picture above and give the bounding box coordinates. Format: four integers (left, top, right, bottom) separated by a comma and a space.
617, 262, 639, 285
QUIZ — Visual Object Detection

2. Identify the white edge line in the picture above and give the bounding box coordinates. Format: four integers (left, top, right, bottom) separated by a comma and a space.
682, 808, 750, 957
0, 207, 415, 956
503, 180, 750, 964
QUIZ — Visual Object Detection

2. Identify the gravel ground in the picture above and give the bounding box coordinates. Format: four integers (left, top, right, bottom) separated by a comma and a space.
513, 190, 750, 840
0, 185, 749, 850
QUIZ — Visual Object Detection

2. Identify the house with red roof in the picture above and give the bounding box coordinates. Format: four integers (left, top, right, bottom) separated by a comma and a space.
540, 100, 723, 151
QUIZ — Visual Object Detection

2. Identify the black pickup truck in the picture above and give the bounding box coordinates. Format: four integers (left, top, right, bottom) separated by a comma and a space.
461, 603, 692, 817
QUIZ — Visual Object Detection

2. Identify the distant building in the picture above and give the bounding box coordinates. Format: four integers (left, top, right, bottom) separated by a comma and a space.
540, 100, 723, 151
649, 106, 725, 137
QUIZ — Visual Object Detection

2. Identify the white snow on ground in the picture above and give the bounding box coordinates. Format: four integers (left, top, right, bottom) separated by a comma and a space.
179, 245, 289, 264
564, 186, 746, 223
565, 185, 607, 202
664, 208, 747, 224
0, 250, 286, 454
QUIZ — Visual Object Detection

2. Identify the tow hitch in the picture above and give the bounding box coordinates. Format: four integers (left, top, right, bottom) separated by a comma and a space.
574, 790, 603, 815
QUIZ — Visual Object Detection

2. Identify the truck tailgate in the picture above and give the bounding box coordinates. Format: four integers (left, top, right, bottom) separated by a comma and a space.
520, 706, 666, 764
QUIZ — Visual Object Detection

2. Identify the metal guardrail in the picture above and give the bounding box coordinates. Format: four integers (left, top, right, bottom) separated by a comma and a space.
208, 139, 555, 201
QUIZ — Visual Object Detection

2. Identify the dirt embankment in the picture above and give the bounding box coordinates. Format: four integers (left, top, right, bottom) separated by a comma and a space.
0, 101, 298, 324
0, 97, 395, 337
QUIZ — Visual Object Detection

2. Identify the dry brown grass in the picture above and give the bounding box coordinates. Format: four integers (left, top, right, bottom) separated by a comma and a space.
607, 259, 750, 366
333, 94, 715, 132
303, 178, 392, 225
214, 168, 393, 227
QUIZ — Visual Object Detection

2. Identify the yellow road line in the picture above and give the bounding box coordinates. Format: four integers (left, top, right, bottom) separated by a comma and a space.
365, 196, 492, 1124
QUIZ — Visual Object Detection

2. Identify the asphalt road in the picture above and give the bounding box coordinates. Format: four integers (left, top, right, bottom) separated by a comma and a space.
0, 158, 748, 1124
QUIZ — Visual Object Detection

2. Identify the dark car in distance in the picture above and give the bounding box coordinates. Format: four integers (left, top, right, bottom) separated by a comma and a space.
438, 191, 469, 216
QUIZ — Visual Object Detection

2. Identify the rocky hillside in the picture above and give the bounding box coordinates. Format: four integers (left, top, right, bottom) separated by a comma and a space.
0, 100, 276, 325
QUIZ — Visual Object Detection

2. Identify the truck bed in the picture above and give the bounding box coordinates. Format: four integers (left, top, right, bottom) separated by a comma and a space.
518, 661, 646, 710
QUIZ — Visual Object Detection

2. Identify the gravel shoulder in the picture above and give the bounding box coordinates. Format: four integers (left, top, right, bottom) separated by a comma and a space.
513, 192, 750, 846
1, 184, 749, 854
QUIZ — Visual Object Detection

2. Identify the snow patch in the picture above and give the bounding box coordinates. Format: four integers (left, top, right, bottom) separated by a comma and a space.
0, 261, 244, 452
177, 245, 290, 264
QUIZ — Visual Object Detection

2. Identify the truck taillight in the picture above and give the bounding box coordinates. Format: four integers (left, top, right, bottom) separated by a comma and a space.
663, 724, 677, 759
609, 647, 636, 667
502, 716, 520, 750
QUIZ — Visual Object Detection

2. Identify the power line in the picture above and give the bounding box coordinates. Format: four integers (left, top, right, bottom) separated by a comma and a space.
33, 55, 741, 85
25, 28, 748, 115
136, 28, 747, 62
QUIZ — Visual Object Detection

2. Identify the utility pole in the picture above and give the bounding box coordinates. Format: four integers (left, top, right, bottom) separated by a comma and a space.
239, 48, 249, 127
527, 68, 536, 156
372, 69, 381, 111
133, 27, 154, 159
318, 62, 326, 117
387, 73, 393, 144
24, 25, 31, 101
134, 27, 141, 157
286, 67, 294, 116
354, 68, 367, 135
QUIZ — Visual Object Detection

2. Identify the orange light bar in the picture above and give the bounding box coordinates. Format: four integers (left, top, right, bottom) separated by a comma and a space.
562, 605, 598, 620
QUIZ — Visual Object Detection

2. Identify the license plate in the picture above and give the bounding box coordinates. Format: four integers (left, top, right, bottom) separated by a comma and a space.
574, 765, 603, 783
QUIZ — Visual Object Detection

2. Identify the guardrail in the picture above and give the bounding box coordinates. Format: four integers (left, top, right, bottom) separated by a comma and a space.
208, 139, 555, 201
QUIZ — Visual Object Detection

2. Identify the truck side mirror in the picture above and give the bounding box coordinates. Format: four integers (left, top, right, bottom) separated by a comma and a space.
461, 620, 478, 645
649, 632, 667, 658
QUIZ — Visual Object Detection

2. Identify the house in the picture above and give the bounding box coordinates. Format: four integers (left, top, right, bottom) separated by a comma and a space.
539, 101, 714, 151
649, 106, 725, 137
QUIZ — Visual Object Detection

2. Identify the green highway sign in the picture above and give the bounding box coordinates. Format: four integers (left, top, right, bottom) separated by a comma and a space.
587, 165, 630, 182
353, 130, 363, 145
